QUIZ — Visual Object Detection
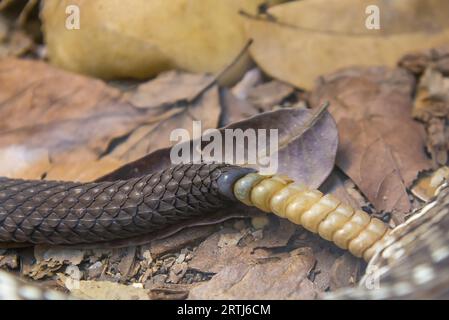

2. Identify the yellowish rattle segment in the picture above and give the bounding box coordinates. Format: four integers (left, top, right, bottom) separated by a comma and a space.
348, 218, 388, 257
233, 173, 392, 262
362, 229, 392, 261
285, 190, 323, 225
318, 203, 355, 241
269, 183, 308, 218
233, 173, 268, 206
300, 194, 340, 233
332, 210, 370, 250
250, 175, 292, 212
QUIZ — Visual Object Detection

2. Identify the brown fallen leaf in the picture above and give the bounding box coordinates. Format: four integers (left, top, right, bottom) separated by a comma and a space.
220, 88, 259, 126
189, 250, 319, 300
0, 58, 221, 181
251, 218, 296, 249
188, 228, 267, 274
243, 0, 449, 89
0, 58, 141, 178
320, 170, 364, 211
189, 218, 297, 275
124, 70, 214, 109
246, 80, 295, 112
329, 253, 362, 291
109, 78, 221, 163
310, 66, 432, 219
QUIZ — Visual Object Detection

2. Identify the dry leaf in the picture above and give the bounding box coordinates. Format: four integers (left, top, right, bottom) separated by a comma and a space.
109, 74, 221, 163
244, 0, 449, 89
0, 58, 143, 179
320, 170, 364, 211
124, 71, 214, 109
246, 80, 295, 111
220, 88, 259, 126
0, 58, 220, 181
329, 253, 361, 290
189, 219, 296, 275
101, 106, 338, 189
188, 229, 268, 274
189, 251, 319, 300
310, 66, 431, 219
41, 0, 285, 83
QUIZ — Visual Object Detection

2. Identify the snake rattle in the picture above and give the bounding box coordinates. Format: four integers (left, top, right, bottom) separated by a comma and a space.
0, 163, 390, 261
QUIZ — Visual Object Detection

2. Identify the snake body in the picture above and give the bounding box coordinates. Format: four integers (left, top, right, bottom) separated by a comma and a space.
0, 163, 253, 245
0, 163, 391, 262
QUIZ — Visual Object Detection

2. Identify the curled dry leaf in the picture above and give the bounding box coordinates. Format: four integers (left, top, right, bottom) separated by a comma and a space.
310, 66, 432, 219
243, 0, 449, 89
101, 105, 338, 189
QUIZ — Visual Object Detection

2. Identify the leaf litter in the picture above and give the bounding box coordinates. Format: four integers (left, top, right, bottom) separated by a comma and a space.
0, 1, 448, 300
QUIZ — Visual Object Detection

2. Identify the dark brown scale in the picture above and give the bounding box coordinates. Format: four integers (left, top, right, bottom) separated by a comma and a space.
0, 163, 251, 245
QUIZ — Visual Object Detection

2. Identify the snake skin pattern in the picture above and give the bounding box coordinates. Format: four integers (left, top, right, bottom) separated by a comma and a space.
0, 163, 250, 245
